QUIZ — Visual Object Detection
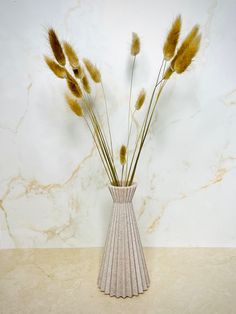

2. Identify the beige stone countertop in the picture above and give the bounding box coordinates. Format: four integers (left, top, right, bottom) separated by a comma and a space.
0, 248, 235, 314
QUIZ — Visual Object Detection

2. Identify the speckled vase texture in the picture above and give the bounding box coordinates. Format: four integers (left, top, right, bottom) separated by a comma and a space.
97, 183, 150, 298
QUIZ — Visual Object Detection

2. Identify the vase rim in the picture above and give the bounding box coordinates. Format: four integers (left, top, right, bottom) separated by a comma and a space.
108, 182, 137, 189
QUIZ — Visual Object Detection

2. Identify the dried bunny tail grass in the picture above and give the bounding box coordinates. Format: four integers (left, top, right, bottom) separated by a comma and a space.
73, 65, 83, 79
135, 89, 146, 110
94, 123, 100, 137
163, 15, 182, 60
44, 56, 67, 78
82, 73, 91, 94
83, 58, 101, 83
163, 66, 174, 80
171, 24, 199, 68
65, 93, 83, 117
67, 77, 82, 98
48, 28, 65, 66
131, 32, 140, 56
120, 145, 127, 165
63, 41, 79, 68
174, 34, 201, 74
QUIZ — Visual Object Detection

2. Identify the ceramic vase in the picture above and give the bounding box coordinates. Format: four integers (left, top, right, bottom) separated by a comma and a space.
97, 183, 150, 298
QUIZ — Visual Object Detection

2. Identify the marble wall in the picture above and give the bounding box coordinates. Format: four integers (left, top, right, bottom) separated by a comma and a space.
0, 0, 236, 248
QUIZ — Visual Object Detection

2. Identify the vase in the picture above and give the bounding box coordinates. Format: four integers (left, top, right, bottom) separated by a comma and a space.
97, 183, 150, 298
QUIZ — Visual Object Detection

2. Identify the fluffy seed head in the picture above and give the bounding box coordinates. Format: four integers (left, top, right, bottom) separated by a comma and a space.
67, 78, 82, 98
65, 94, 83, 117
131, 32, 140, 56
135, 89, 146, 110
94, 124, 100, 138
83, 58, 101, 83
73, 65, 83, 79
163, 15, 182, 60
48, 28, 65, 66
171, 24, 199, 68
63, 41, 79, 68
82, 74, 91, 94
44, 56, 67, 78
174, 34, 201, 74
120, 145, 127, 165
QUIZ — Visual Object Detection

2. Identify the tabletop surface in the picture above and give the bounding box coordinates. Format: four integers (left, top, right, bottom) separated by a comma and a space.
0, 248, 235, 314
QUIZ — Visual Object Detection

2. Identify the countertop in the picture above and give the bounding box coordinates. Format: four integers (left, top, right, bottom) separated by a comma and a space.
0, 248, 235, 314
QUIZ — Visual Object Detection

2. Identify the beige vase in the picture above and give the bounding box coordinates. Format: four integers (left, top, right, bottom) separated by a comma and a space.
97, 183, 150, 298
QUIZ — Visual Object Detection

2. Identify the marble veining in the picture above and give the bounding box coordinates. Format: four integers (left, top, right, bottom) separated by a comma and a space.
0, 0, 236, 248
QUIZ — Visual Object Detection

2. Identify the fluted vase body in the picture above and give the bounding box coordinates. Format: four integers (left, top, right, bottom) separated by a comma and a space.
97, 183, 150, 298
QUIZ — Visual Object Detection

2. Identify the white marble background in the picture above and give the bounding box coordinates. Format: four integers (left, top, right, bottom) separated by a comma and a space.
0, 0, 235, 248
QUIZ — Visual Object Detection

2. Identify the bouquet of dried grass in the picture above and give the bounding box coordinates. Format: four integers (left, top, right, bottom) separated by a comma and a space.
44, 15, 201, 186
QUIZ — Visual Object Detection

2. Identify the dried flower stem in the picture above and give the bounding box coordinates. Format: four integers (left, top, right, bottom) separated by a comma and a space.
84, 92, 116, 179
121, 165, 125, 185
128, 80, 167, 185
84, 99, 119, 185
83, 114, 114, 183
45, 20, 201, 186
124, 109, 135, 180
128, 56, 136, 129
89, 110, 118, 183
125, 56, 136, 178
125, 88, 146, 180
86, 114, 117, 184
125, 59, 165, 185
101, 81, 114, 161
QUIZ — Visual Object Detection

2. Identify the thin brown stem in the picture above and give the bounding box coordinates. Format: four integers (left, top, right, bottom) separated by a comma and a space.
128, 56, 136, 134
125, 59, 165, 186
101, 81, 114, 161
125, 78, 164, 186
91, 108, 119, 184
90, 112, 119, 185
83, 98, 119, 185
88, 90, 118, 184
126, 59, 167, 185
140, 59, 165, 144
83, 115, 113, 184
124, 109, 136, 181
86, 93, 114, 168
121, 165, 124, 186
128, 80, 167, 185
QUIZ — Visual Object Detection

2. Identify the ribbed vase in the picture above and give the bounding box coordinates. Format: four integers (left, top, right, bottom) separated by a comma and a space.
97, 183, 150, 298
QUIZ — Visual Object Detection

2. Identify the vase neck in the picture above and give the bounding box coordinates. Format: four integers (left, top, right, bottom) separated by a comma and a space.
108, 184, 137, 203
